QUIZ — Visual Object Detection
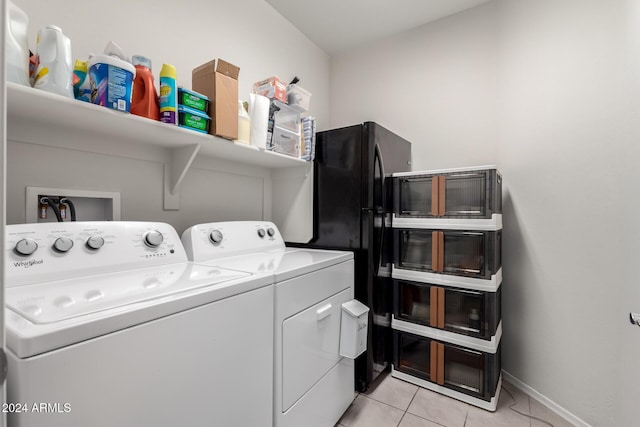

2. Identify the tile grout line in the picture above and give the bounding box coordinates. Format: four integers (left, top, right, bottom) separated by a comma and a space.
401, 387, 420, 425
358, 393, 408, 412
413, 390, 452, 427
401, 386, 450, 427
361, 384, 420, 412
358, 383, 422, 427
400, 387, 453, 427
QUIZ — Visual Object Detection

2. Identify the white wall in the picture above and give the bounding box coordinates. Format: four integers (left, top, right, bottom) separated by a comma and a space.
331, 1, 640, 426
330, 3, 500, 171
8, 0, 328, 237
498, 1, 639, 426
616, 4, 640, 426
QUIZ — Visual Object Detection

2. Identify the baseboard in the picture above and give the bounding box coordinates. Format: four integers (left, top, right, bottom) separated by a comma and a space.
501, 370, 591, 427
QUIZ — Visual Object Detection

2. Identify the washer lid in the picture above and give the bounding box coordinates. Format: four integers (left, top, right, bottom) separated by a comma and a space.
272, 249, 353, 282
6, 262, 250, 325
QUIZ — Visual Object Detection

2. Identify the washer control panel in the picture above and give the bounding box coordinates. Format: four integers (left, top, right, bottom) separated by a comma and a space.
182, 221, 285, 262
6, 221, 187, 287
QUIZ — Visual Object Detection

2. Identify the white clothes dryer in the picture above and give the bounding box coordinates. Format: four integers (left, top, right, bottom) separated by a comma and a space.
4, 221, 274, 427
182, 221, 356, 427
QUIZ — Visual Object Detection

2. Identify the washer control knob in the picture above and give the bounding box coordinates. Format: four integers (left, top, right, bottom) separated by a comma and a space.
209, 230, 223, 244
257, 229, 266, 238
15, 238, 38, 256
143, 230, 164, 248
267, 227, 275, 237
86, 235, 105, 250
53, 237, 74, 253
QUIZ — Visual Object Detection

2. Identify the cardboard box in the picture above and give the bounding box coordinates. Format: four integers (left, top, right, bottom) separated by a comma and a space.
253, 76, 286, 103
192, 59, 240, 140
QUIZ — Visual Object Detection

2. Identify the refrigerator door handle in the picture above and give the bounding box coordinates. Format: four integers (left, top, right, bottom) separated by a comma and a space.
374, 144, 386, 212
374, 144, 386, 275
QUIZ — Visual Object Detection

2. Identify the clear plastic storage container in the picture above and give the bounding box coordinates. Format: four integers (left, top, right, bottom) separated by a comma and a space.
269, 126, 300, 158
393, 167, 501, 219
394, 279, 501, 341
272, 100, 301, 133
394, 229, 501, 280
286, 84, 312, 112
393, 330, 501, 402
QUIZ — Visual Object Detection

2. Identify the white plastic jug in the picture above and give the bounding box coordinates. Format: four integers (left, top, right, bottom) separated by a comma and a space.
5, 0, 30, 86
33, 25, 74, 98
238, 101, 251, 144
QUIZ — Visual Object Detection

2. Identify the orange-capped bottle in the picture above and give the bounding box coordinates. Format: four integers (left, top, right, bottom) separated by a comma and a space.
130, 55, 160, 120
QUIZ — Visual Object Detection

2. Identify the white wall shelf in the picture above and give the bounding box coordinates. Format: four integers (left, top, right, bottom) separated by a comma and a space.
6, 82, 307, 209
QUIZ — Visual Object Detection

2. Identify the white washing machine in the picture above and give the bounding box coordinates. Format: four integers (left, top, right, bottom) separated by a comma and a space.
182, 221, 356, 427
4, 221, 274, 427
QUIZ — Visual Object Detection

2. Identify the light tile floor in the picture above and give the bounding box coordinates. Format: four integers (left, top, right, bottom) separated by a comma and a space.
336, 372, 575, 427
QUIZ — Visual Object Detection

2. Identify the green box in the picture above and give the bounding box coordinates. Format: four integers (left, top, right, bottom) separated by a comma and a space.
178, 105, 210, 134
178, 87, 210, 112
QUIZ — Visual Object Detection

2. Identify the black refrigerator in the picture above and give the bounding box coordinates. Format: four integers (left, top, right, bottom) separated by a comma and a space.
302, 122, 411, 391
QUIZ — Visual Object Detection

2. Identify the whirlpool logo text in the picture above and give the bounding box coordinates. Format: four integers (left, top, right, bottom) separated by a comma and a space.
14, 259, 44, 268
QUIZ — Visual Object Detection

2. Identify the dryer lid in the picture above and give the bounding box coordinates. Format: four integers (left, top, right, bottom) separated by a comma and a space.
6, 262, 250, 324
190, 247, 353, 282
272, 249, 353, 282
193, 250, 285, 274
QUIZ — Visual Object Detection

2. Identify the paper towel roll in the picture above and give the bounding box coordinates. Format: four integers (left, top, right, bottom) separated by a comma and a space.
249, 93, 269, 149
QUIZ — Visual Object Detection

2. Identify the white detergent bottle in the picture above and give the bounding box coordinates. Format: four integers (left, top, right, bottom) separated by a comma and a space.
5, 0, 30, 86
33, 25, 74, 98
238, 101, 251, 144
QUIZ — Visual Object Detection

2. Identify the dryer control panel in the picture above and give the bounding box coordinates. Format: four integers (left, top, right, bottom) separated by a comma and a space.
6, 221, 187, 286
181, 221, 285, 262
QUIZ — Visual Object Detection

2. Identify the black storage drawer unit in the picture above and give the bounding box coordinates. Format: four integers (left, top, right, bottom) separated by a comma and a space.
393, 330, 501, 402
393, 167, 501, 219
394, 279, 501, 340
394, 229, 501, 280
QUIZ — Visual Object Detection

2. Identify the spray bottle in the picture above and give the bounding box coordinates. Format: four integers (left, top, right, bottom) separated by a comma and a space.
159, 64, 177, 124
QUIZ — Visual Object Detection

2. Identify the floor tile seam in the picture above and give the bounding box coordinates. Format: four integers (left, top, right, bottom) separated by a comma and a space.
357, 393, 408, 414
403, 409, 450, 427
395, 388, 420, 427
405, 385, 419, 410
402, 386, 453, 426
512, 404, 559, 427
364, 390, 418, 412
396, 411, 407, 427
409, 387, 474, 422
502, 386, 535, 425
364, 395, 410, 412
405, 406, 454, 427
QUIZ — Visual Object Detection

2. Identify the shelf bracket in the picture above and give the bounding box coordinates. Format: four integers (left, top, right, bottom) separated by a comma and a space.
164, 143, 201, 210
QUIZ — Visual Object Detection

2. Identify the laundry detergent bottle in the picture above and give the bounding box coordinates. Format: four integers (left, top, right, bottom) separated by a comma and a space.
131, 55, 160, 120
159, 63, 177, 124
33, 25, 73, 98
6, 0, 30, 86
